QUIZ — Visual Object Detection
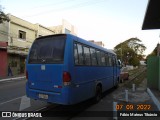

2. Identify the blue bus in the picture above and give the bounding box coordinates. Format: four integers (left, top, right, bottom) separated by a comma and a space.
26, 34, 120, 105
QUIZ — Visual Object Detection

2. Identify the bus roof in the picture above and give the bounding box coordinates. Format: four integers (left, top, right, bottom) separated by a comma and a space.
67, 34, 116, 55
37, 34, 116, 55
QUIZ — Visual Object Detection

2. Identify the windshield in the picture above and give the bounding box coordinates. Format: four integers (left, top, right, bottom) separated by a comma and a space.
28, 35, 66, 64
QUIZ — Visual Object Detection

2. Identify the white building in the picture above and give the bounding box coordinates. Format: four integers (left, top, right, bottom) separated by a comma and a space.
49, 19, 77, 36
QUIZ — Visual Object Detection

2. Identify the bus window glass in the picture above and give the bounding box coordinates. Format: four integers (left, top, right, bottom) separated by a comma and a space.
83, 46, 91, 65
112, 56, 117, 66
108, 54, 112, 66
101, 52, 106, 66
105, 53, 109, 66
74, 43, 79, 65
77, 44, 84, 65
115, 57, 117, 66
96, 50, 102, 66
29, 36, 66, 64
90, 48, 97, 65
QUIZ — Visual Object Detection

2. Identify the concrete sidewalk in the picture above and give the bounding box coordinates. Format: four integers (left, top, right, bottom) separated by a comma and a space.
0, 74, 26, 82
115, 78, 160, 120
148, 88, 160, 111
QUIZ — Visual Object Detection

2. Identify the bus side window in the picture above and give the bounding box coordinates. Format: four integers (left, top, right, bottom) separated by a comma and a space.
90, 48, 97, 66
83, 46, 91, 65
74, 43, 79, 65
108, 54, 112, 66
101, 52, 106, 66
77, 43, 84, 65
113, 56, 117, 66
96, 50, 102, 66
105, 53, 109, 66
112, 56, 116, 66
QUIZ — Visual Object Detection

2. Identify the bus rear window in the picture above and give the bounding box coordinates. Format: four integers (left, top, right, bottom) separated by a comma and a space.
28, 35, 66, 64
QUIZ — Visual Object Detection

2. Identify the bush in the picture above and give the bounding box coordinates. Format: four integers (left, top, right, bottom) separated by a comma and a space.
129, 57, 140, 67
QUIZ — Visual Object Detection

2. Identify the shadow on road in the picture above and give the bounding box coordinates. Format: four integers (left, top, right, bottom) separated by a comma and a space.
42, 87, 116, 118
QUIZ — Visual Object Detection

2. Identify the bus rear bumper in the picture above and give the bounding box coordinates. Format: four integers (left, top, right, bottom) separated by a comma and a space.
26, 85, 71, 105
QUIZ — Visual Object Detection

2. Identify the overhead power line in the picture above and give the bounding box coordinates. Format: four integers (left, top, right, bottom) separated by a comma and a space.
22, 0, 105, 18
28, 0, 73, 10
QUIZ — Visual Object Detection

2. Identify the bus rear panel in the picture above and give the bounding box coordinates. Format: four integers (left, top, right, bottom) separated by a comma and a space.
26, 34, 72, 104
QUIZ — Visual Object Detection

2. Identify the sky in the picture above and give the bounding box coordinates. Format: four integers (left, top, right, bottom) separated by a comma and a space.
1, 0, 160, 56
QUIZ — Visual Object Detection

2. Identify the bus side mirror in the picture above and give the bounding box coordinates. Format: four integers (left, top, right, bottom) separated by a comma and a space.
117, 59, 122, 68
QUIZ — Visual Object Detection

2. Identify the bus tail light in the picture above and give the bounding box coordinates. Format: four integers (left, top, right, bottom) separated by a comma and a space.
26, 71, 28, 80
63, 72, 71, 85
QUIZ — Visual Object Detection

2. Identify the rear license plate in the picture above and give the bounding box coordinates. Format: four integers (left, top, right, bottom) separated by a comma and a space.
39, 94, 48, 99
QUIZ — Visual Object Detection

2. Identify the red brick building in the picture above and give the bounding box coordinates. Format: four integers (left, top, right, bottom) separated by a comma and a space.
0, 42, 8, 77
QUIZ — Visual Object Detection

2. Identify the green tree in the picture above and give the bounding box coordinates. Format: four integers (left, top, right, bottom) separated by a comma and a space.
114, 37, 146, 66
123, 38, 146, 55
129, 57, 140, 66
0, 5, 10, 24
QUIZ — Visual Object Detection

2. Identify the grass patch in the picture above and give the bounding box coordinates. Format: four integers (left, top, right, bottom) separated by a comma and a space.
128, 68, 138, 76
128, 66, 145, 76
124, 70, 146, 88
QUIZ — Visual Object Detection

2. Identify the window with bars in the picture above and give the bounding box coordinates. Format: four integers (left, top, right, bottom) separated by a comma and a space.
19, 30, 26, 40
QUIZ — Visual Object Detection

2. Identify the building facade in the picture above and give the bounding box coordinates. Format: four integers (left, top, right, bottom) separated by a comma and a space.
0, 20, 8, 77
49, 19, 77, 36
0, 42, 8, 77
89, 40, 105, 47
0, 14, 77, 77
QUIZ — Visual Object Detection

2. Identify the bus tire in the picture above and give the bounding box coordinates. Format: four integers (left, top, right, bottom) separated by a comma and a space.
94, 85, 102, 103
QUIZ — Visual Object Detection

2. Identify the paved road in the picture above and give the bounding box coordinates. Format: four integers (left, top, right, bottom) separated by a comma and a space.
29, 88, 116, 120
0, 78, 115, 120
0, 77, 159, 120
0, 79, 50, 112
0, 79, 26, 105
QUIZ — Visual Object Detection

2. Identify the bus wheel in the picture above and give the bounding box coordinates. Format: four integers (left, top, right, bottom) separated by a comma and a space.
94, 85, 102, 103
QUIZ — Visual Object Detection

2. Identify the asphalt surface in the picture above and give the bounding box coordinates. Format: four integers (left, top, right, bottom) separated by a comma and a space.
0, 77, 115, 120
0, 79, 25, 105
0, 78, 50, 120
0, 75, 160, 120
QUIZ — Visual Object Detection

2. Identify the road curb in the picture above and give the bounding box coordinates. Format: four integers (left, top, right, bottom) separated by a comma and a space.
147, 88, 160, 111
0, 76, 25, 82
